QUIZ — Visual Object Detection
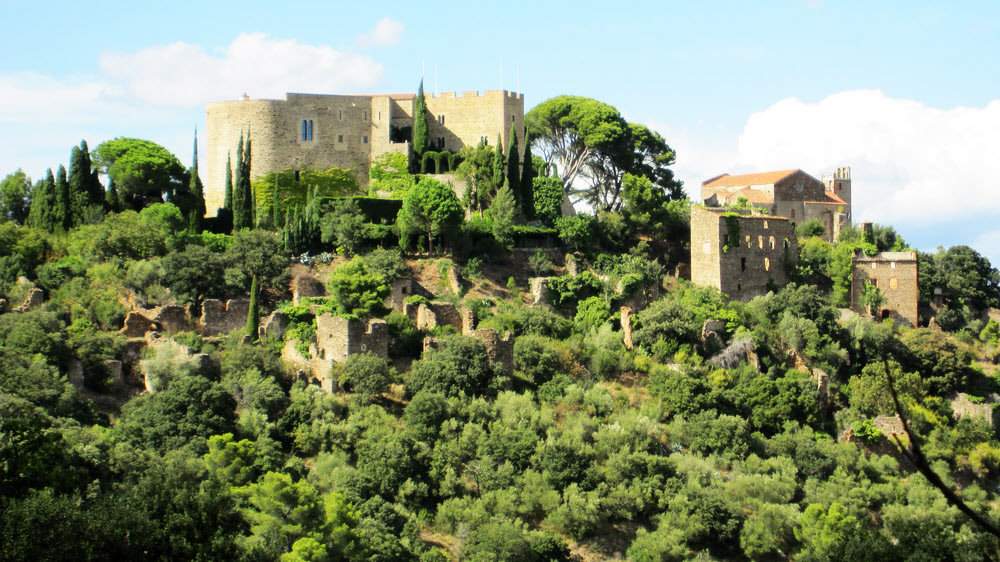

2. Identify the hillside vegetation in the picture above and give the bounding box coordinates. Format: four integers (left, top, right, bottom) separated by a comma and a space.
3, 122, 1000, 561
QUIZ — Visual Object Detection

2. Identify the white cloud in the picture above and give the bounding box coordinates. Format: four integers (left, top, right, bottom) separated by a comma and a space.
735, 90, 1000, 228
0, 72, 122, 124
99, 32, 385, 107
356, 17, 405, 48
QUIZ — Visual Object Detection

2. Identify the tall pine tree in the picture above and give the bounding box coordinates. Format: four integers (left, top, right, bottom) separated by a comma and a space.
245, 130, 254, 226
506, 123, 521, 216
412, 79, 429, 162
188, 128, 206, 233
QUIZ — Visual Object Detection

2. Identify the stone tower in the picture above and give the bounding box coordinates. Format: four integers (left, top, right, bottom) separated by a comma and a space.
825, 166, 851, 221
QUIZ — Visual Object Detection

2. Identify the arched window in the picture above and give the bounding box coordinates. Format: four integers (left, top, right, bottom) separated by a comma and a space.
301, 120, 308, 141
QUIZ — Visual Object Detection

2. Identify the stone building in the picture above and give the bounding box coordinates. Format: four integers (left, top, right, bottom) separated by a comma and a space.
690, 206, 797, 301
205, 89, 526, 215
850, 251, 918, 327
700, 167, 851, 242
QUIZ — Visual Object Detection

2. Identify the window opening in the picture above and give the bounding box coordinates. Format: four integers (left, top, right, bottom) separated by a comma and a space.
308, 120, 313, 141
363, 135, 368, 144
740, 257, 747, 271
765, 257, 771, 271
338, 135, 343, 143
301, 120, 308, 141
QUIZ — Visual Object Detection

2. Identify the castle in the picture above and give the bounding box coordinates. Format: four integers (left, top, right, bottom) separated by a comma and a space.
205, 89, 526, 215
700, 167, 851, 243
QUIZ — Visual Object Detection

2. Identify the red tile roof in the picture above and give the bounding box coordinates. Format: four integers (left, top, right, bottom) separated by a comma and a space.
702, 169, 801, 188
803, 192, 848, 205
730, 188, 774, 205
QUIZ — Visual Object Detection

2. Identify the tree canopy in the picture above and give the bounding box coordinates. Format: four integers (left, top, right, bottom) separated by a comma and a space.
93, 137, 188, 211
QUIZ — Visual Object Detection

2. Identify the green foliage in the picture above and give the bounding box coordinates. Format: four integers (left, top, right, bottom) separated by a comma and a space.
796, 218, 826, 238
369, 153, 417, 197
555, 215, 594, 251
532, 176, 563, 226
337, 353, 399, 401
407, 335, 505, 398
224, 228, 289, 293
397, 177, 463, 255
491, 184, 517, 251
546, 271, 603, 313
0, 169, 32, 224
459, 141, 500, 218
116, 375, 237, 454
326, 257, 390, 318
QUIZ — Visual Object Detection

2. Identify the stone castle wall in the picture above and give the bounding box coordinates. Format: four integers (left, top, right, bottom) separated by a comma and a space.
205, 90, 524, 216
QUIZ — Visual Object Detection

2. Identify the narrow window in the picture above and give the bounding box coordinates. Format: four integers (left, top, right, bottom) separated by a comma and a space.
769, 236, 775, 250
783, 238, 789, 249
363, 110, 368, 121
737, 284, 742, 291
745, 235, 751, 248
294, 170, 300, 181
765, 257, 771, 271
338, 135, 343, 143
758, 235, 763, 249
763, 220, 769, 229
308, 120, 313, 141
363, 135, 368, 144
512, 115, 515, 122
871, 278, 878, 288
890, 278, 899, 289
891, 262, 896, 269
339, 109, 343, 120
378, 111, 381, 120
790, 209, 796, 219
740, 257, 747, 271
438, 115, 445, 125
871, 262, 877, 270
301, 120, 308, 141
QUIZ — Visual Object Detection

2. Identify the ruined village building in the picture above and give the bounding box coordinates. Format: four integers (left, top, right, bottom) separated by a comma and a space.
850, 251, 919, 327
690, 206, 798, 301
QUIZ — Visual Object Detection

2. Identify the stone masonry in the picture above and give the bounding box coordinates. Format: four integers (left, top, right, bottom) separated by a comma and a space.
850, 251, 918, 328
416, 301, 464, 332
690, 206, 797, 301
315, 313, 388, 364
206, 89, 525, 215
201, 298, 250, 336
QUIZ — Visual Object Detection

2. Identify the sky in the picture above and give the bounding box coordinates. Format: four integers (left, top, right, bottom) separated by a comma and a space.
2, 1, 999, 263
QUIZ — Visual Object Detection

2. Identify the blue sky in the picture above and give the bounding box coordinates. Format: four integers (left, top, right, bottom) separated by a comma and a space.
3, 1, 1000, 262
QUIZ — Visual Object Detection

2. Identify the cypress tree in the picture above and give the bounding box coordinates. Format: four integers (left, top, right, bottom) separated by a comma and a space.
506, 123, 521, 215
246, 275, 260, 342
67, 144, 88, 227
68, 141, 103, 226
413, 79, 429, 161
54, 165, 71, 231
492, 134, 506, 193
28, 169, 56, 232
188, 128, 206, 233
520, 139, 536, 219
233, 130, 254, 231
224, 152, 234, 210
105, 176, 120, 213
272, 176, 282, 228
244, 131, 255, 226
